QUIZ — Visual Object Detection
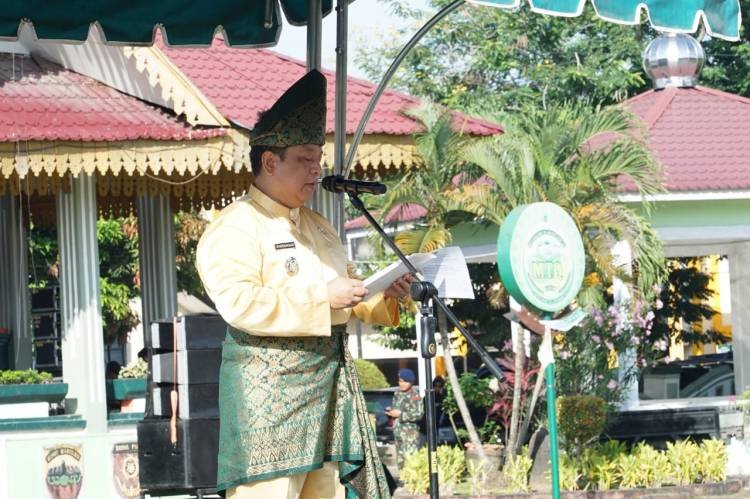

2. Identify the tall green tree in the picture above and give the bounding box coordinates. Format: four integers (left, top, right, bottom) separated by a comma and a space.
358, 0, 750, 113
357, 0, 650, 113
701, 1, 750, 96
29, 217, 140, 345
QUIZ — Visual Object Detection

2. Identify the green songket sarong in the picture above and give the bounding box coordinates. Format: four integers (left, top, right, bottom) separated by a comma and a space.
217, 325, 391, 498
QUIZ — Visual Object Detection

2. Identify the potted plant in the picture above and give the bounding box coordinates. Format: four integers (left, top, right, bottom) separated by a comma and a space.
106, 358, 147, 413
0, 369, 68, 418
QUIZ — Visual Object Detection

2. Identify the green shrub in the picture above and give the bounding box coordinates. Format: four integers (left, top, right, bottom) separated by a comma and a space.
353, 359, 389, 390
0, 369, 53, 385
614, 453, 641, 489
401, 449, 429, 495
629, 442, 670, 488
558, 453, 583, 491
465, 459, 488, 496
118, 358, 148, 379
504, 449, 533, 493
580, 442, 626, 490
698, 439, 727, 483
400, 445, 466, 495
665, 439, 702, 485
437, 445, 466, 494
557, 395, 607, 456
582, 448, 619, 491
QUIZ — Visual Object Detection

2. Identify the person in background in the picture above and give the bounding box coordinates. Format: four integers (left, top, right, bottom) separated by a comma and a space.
431, 376, 446, 429
386, 368, 424, 470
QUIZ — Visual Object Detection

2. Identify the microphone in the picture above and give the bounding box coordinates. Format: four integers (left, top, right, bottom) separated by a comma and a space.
320, 175, 387, 195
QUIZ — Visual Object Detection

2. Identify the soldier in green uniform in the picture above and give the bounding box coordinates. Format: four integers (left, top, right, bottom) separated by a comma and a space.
385, 368, 424, 470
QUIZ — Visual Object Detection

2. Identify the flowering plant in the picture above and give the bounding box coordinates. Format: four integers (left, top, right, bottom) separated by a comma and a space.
554, 300, 663, 406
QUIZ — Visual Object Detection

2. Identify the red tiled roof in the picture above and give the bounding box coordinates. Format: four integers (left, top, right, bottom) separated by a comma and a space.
623, 85, 750, 192
158, 39, 502, 136
0, 53, 224, 142
345, 203, 427, 230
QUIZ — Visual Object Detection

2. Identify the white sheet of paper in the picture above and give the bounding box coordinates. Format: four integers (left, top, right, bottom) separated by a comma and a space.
420, 246, 475, 299
540, 308, 588, 332
362, 252, 436, 298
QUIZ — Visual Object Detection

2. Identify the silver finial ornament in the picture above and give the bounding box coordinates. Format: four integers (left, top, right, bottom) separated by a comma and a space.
642, 33, 705, 90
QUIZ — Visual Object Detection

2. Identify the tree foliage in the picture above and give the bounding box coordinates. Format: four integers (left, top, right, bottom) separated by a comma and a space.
175, 212, 211, 304
701, 2, 750, 97
455, 102, 666, 303
650, 257, 727, 347
358, 1, 750, 113
28, 211, 211, 345
357, 0, 650, 113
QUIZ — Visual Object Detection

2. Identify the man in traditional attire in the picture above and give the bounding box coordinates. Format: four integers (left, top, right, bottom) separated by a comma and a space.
197, 69, 411, 499
386, 368, 424, 470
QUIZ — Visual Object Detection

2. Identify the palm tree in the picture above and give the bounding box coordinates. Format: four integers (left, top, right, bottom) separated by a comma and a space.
454, 102, 667, 457
456, 102, 666, 303
372, 104, 492, 460
374, 105, 469, 254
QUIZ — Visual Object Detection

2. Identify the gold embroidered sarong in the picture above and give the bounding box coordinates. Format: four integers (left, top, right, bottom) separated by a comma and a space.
216, 325, 390, 498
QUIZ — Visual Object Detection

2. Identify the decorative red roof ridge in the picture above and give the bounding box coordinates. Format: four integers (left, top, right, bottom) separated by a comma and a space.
157, 37, 502, 137
0, 53, 225, 143
640, 87, 678, 129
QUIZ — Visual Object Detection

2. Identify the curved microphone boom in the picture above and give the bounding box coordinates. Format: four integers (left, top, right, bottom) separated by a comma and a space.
320, 175, 387, 195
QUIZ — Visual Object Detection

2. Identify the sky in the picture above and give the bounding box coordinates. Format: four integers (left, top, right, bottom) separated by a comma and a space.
273, 0, 430, 80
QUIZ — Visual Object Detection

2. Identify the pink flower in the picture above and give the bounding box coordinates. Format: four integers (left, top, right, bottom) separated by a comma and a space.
559, 351, 571, 360
605, 341, 614, 350
655, 299, 664, 310
592, 334, 601, 344
594, 314, 604, 326
607, 380, 618, 390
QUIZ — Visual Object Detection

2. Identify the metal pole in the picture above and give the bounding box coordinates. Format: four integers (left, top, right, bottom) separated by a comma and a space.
332, 0, 348, 237
543, 323, 561, 499
342, 0, 465, 178
306, 0, 322, 71
416, 295, 439, 499
424, 353, 439, 499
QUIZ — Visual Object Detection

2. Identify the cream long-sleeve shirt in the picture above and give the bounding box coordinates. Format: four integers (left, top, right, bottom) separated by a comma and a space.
196, 184, 399, 337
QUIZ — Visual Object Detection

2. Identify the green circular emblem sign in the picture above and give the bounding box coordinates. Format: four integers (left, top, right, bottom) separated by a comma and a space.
497, 202, 585, 313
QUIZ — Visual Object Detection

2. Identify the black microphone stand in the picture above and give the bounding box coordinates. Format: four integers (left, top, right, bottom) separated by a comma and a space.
347, 193, 506, 499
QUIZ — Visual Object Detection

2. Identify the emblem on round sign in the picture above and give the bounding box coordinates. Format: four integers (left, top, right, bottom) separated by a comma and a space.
497, 202, 585, 313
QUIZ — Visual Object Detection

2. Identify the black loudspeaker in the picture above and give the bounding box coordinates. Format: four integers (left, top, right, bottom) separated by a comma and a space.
137, 417, 220, 492
153, 384, 220, 419
150, 314, 226, 350
151, 349, 222, 384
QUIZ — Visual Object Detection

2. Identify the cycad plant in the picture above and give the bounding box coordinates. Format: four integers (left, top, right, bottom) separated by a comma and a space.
373, 104, 469, 254
456, 102, 666, 304
372, 104, 489, 459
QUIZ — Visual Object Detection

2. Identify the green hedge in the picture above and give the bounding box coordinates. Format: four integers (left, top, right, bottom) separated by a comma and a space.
0, 369, 53, 385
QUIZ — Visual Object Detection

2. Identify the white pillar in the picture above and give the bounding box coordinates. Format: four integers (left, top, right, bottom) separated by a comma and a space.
57, 175, 107, 432
612, 241, 639, 410
729, 242, 750, 395
136, 195, 177, 331
0, 194, 31, 369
